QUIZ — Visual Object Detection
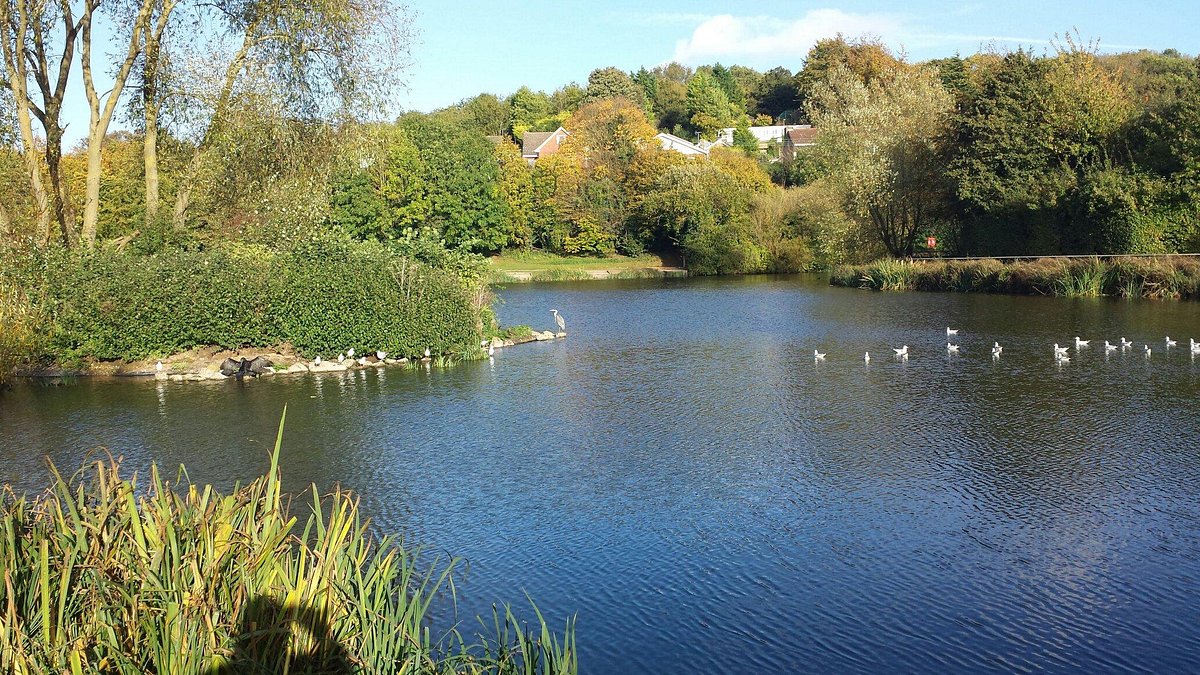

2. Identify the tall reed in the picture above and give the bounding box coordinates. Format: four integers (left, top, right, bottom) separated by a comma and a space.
832, 256, 1200, 300
0, 409, 576, 674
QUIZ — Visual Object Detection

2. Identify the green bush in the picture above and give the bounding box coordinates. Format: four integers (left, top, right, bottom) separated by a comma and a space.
31, 236, 485, 362
683, 221, 768, 276
0, 282, 41, 386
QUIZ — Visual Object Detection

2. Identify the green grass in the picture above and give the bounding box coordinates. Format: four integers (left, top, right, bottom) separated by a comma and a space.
488, 250, 669, 272
0, 409, 577, 674
831, 256, 1200, 300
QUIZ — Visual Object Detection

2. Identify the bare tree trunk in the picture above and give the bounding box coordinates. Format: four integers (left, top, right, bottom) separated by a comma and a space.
80, 0, 156, 247
0, 0, 51, 241
42, 121, 73, 247
17, 0, 83, 247
140, 4, 173, 224
143, 43, 161, 222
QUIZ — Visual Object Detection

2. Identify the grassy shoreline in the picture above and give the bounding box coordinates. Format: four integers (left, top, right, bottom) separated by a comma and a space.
0, 410, 577, 673
831, 257, 1200, 300
487, 251, 686, 283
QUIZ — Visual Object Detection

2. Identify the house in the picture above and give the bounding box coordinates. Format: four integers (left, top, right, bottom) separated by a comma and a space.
712, 125, 815, 157
781, 126, 818, 164
656, 132, 709, 157
521, 126, 568, 165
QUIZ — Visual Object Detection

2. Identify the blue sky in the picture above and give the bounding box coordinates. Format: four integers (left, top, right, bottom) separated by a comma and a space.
401, 0, 1200, 110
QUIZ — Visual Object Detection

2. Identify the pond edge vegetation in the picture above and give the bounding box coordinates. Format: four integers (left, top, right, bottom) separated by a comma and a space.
0, 408, 577, 674
831, 256, 1200, 300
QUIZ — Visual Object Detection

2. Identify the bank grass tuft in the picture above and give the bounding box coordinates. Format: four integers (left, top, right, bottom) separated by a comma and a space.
0, 409, 577, 674
832, 256, 1200, 300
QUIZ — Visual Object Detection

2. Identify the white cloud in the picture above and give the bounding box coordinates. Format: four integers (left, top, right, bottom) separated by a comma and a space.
670, 10, 905, 65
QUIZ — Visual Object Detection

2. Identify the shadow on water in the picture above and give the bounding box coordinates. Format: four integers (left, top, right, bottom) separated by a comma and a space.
206, 596, 352, 675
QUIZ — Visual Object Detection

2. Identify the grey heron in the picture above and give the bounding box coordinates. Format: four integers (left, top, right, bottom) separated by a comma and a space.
550, 309, 565, 332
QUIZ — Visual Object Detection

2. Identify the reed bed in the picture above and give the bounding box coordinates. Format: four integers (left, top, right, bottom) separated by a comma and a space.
831, 256, 1200, 300
0, 409, 576, 674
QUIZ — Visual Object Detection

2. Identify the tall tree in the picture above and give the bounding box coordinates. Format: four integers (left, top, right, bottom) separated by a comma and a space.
0, 0, 81, 245
166, 0, 412, 231
809, 64, 954, 257
753, 67, 798, 121
79, 0, 159, 246
686, 69, 739, 139
462, 93, 510, 136
795, 35, 901, 120
583, 66, 646, 108
507, 86, 550, 138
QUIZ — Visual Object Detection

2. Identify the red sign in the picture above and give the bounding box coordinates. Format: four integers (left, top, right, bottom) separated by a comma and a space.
926, 236, 938, 249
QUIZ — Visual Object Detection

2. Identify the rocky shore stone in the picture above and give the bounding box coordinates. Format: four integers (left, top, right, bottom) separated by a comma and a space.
21, 332, 567, 384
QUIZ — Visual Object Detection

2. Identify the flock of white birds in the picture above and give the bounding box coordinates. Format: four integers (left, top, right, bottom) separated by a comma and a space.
816, 327, 1200, 363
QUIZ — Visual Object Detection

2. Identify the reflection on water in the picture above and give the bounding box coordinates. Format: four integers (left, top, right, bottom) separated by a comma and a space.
3, 275, 1200, 673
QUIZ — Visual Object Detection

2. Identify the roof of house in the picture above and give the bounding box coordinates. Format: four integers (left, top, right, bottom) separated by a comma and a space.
785, 127, 818, 145
656, 132, 709, 156
521, 127, 568, 157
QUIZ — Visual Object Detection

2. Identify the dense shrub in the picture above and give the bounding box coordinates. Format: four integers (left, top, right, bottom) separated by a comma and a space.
683, 220, 768, 276
32, 236, 485, 362
0, 282, 41, 386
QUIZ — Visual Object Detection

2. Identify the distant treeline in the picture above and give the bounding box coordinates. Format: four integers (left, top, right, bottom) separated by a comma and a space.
4, 34, 1200, 271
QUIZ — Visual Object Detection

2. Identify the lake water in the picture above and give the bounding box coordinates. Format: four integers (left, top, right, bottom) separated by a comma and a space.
3, 275, 1200, 673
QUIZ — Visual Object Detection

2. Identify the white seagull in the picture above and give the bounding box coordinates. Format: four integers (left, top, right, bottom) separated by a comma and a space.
347, 348, 355, 358
314, 355, 322, 366
1074, 337, 1090, 348
1165, 336, 1177, 348
377, 350, 387, 360
1103, 341, 1117, 352
1120, 337, 1133, 347
893, 345, 909, 357
947, 343, 960, 353
946, 327, 959, 335
814, 349, 826, 361
864, 352, 871, 363
424, 347, 431, 358
488, 343, 495, 356
992, 342, 1003, 354
356, 356, 368, 366
1144, 344, 1153, 357
155, 360, 163, 372
1053, 343, 1069, 355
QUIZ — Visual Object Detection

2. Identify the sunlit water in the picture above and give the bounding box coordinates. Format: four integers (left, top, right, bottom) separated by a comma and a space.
3, 275, 1200, 673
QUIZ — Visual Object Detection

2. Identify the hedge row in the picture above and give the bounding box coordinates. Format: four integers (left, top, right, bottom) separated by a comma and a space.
22, 239, 484, 362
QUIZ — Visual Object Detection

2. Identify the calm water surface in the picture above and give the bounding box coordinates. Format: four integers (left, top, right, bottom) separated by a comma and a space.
3, 275, 1200, 673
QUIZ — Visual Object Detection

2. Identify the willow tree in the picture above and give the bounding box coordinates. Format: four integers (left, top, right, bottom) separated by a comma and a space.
808, 64, 954, 258
162, 0, 412, 231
